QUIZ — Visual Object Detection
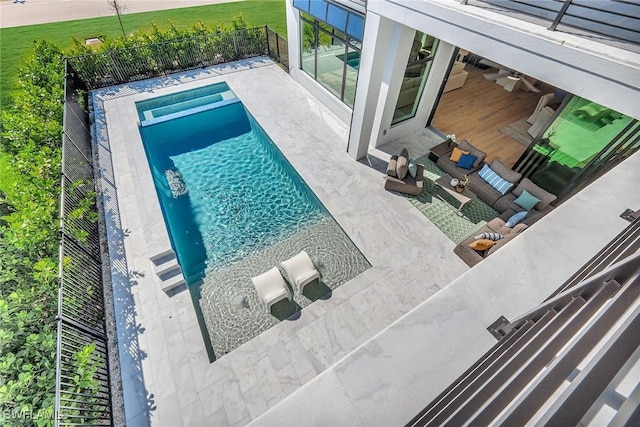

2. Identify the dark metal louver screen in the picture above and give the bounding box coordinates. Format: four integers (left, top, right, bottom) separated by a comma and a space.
54, 65, 114, 426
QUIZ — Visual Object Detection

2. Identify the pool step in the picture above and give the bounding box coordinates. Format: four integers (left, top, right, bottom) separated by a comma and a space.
150, 249, 186, 292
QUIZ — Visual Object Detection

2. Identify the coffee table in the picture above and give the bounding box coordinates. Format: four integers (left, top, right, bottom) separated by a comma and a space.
428, 140, 457, 163
434, 174, 476, 214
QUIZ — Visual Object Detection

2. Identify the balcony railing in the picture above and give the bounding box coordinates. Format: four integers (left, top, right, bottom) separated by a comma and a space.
465, 0, 640, 46
408, 216, 640, 426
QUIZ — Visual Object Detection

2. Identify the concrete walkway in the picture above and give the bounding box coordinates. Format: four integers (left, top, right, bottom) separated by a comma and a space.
0, 0, 242, 28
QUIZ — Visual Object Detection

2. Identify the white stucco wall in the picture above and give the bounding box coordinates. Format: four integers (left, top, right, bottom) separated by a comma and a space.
367, 0, 640, 119
347, 12, 397, 159
368, 18, 415, 148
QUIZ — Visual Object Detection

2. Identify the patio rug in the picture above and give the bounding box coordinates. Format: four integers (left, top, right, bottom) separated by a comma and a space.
498, 117, 534, 147
405, 155, 499, 244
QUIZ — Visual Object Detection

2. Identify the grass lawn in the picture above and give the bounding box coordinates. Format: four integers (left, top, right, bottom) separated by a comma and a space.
0, 0, 287, 110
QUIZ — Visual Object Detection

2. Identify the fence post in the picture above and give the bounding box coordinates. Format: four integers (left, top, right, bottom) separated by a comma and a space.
232, 31, 239, 60
549, 0, 573, 31
265, 26, 271, 57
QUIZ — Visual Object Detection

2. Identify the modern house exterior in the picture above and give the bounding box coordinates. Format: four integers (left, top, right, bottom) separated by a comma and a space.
52, 1, 640, 424
286, 0, 640, 204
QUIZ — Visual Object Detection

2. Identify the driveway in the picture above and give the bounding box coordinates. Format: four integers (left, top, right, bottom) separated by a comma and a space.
0, 0, 243, 28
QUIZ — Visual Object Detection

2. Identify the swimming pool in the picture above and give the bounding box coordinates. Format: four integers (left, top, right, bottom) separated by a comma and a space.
337, 51, 361, 70
139, 87, 327, 284
137, 82, 370, 357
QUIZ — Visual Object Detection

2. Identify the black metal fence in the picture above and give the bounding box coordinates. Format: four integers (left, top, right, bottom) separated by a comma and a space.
54, 64, 114, 426
68, 26, 277, 90
266, 27, 289, 70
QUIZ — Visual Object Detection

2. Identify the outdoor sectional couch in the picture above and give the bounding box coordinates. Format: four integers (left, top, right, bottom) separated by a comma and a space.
435, 139, 556, 217
453, 212, 543, 266
435, 139, 557, 264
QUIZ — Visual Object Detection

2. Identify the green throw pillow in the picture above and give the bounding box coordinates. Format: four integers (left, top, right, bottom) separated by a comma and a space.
514, 189, 541, 211
408, 159, 417, 178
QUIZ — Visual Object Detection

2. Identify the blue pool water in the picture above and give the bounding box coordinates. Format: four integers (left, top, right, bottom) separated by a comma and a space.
337, 51, 361, 70
138, 84, 328, 283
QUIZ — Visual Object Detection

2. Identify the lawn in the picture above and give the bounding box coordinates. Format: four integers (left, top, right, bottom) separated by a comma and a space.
0, 0, 287, 109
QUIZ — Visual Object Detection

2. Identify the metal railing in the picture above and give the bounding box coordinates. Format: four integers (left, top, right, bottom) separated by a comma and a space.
54, 64, 114, 426
266, 27, 289, 70
68, 26, 282, 90
408, 217, 640, 426
467, 0, 640, 46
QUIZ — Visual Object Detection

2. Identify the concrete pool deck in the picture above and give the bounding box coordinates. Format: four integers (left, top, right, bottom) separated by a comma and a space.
94, 57, 470, 426
95, 57, 639, 425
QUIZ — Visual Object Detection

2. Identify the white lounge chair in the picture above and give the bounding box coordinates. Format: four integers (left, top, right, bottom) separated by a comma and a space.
527, 93, 555, 124
281, 250, 320, 295
251, 267, 292, 314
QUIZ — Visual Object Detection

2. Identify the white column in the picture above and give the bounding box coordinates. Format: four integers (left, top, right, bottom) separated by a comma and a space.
285, 0, 300, 75
370, 24, 416, 148
347, 13, 397, 159
376, 41, 457, 146
348, 15, 425, 158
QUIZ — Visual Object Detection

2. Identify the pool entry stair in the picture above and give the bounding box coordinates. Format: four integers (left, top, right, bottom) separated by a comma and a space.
136, 82, 239, 127
150, 249, 186, 292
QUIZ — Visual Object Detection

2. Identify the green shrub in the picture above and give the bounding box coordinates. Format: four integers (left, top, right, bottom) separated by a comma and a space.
0, 40, 64, 426
67, 15, 267, 88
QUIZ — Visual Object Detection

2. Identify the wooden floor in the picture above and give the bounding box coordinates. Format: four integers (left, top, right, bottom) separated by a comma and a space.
432, 64, 551, 167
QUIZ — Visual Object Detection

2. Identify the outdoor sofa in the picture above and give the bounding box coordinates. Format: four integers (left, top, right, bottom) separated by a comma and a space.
454, 211, 543, 266
435, 139, 557, 265
435, 139, 556, 217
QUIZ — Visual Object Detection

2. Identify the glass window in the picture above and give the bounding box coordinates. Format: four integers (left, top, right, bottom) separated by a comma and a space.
301, 19, 316, 78
343, 45, 359, 107
327, 3, 348, 32
533, 96, 633, 169
299, 12, 361, 108
392, 32, 438, 124
526, 96, 636, 195
316, 32, 346, 99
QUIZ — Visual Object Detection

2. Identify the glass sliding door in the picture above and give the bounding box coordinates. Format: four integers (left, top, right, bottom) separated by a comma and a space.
392, 32, 438, 124
515, 95, 639, 203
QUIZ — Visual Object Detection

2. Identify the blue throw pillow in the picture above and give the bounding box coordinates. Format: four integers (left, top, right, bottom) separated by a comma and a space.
514, 189, 541, 211
456, 153, 477, 170
506, 211, 528, 228
478, 164, 514, 195
408, 159, 417, 178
